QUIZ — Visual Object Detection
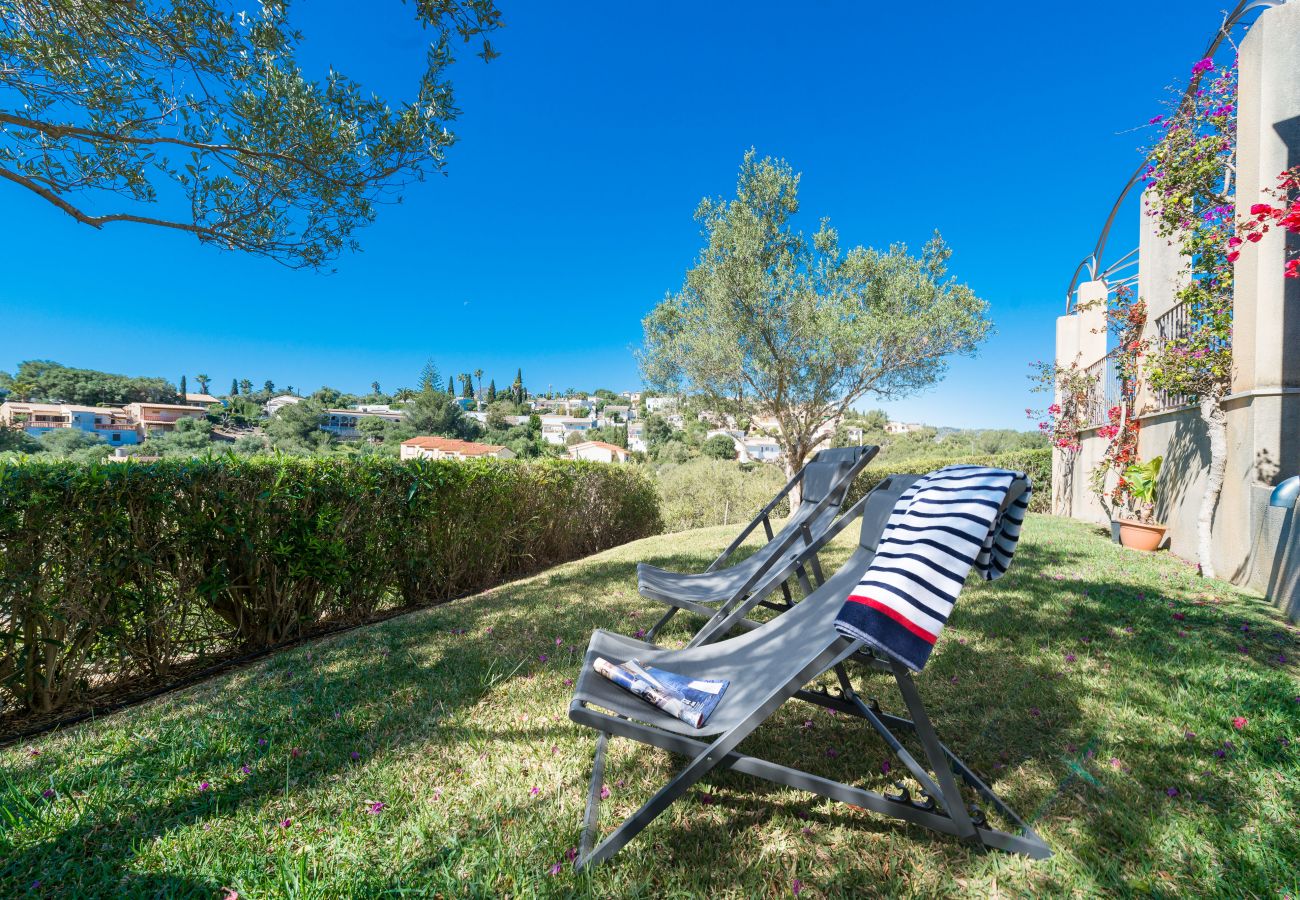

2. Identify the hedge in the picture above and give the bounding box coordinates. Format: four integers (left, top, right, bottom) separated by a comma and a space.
0, 457, 661, 718
845, 449, 1053, 513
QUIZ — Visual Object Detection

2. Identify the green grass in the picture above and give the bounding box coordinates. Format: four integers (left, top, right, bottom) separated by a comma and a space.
2, 515, 1298, 898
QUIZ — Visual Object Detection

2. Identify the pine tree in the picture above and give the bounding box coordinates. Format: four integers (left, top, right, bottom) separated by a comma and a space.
487, 379, 497, 402
512, 368, 524, 406
447, 376, 454, 396
230, 378, 239, 396
418, 360, 440, 394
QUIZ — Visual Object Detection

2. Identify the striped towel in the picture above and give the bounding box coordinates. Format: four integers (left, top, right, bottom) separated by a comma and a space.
833, 465, 1031, 671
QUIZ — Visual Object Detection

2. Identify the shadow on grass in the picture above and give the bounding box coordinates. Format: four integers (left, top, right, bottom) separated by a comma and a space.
2, 520, 1297, 896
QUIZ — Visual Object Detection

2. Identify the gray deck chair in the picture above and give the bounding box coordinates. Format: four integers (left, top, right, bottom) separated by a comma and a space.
569, 480, 1049, 868
679, 473, 922, 647
640, 445, 879, 641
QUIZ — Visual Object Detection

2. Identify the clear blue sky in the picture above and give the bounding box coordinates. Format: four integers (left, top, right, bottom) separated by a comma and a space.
0, 2, 1227, 427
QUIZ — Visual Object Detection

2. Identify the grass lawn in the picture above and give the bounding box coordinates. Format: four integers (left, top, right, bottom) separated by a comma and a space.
2, 515, 1298, 898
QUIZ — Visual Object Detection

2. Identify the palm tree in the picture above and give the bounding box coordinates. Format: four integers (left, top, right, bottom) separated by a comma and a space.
371, 380, 381, 395
239, 379, 253, 395
474, 368, 483, 399
195, 373, 211, 394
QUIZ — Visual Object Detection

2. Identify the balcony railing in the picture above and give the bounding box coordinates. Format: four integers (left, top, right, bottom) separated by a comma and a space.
1151, 302, 1196, 411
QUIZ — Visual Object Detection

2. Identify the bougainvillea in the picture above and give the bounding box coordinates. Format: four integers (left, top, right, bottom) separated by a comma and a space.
1231, 166, 1300, 277
1141, 56, 1237, 576
1085, 287, 1147, 516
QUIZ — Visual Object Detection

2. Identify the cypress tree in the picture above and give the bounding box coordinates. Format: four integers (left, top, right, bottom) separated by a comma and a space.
487, 379, 497, 402
179, 374, 187, 402
447, 376, 454, 396
230, 378, 239, 396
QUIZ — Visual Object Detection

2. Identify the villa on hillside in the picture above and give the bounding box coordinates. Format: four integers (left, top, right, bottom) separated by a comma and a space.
321, 406, 405, 438
399, 436, 515, 461
264, 394, 301, 416
884, 421, 924, 435
568, 440, 631, 464
123, 401, 210, 437
539, 414, 595, 446
0, 400, 141, 446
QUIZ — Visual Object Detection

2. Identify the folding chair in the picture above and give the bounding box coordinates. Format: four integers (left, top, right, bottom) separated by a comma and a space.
681, 473, 921, 647
641, 445, 878, 641
569, 479, 1049, 868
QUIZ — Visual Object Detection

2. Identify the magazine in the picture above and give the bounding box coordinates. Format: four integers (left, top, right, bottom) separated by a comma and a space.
592, 657, 728, 729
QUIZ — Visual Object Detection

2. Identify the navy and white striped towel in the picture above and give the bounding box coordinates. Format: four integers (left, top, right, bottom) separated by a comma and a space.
833, 465, 1031, 671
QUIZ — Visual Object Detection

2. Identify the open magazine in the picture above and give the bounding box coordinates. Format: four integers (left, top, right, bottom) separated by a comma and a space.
593, 657, 729, 729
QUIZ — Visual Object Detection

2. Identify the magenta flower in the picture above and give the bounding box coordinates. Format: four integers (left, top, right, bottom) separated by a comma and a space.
257, 738, 268, 747
1192, 58, 1214, 75
1173, 612, 1185, 621
793, 877, 803, 895
351, 751, 361, 761
530, 786, 540, 796
555, 637, 563, 646
1065, 654, 1076, 663
825, 748, 839, 758
881, 759, 891, 775
368, 801, 385, 814
634, 629, 646, 639
699, 792, 715, 805
599, 785, 610, 800
1166, 787, 1179, 798
1232, 716, 1247, 730
566, 847, 578, 862
290, 748, 302, 758
199, 781, 211, 792
27, 749, 39, 758
241, 765, 252, 775
1029, 707, 1041, 717
548, 863, 563, 876
41, 788, 55, 800
538, 654, 548, 663
563, 678, 573, 687
278, 818, 292, 829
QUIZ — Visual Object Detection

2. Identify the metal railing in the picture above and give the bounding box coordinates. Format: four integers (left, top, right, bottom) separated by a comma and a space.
1150, 301, 1199, 411
1085, 354, 1123, 427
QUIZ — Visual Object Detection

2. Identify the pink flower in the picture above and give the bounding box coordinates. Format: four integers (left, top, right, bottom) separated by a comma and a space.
199, 781, 211, 792
1232, 716, 1247, 730
1173, 612, 1185, 621
278, 818, 292, 829
1166, 787, 1179, 798
530, 786, 540, 796
1250, 203, 1274, 216
241, 765, 252, 775
599, 785, 610, 800
880, 759, 891, 774
1191, 58, 1214, 74
548, 863, 563, 876
793, 878, 803, 895
538, 654, 548, 663
368, 801, 385, 814
565, 847, 578, 862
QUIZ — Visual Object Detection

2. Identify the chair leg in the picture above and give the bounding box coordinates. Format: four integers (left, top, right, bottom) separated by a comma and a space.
579, 730, 610, 863
645, 607, 676, 641
891, 662, 978, 841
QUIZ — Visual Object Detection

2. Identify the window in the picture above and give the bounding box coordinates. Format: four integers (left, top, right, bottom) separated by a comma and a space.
111, 433, 121, 442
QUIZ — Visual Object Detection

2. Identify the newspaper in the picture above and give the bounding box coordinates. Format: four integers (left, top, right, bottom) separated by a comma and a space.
592, 657, 728, 729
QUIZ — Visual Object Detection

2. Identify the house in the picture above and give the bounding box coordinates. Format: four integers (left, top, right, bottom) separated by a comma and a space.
321, 407, 405, 438
599, 404, 631, 424
466, 411, 531, 428
884, 421, 924, 435
399, 436, 516, 461
568, 440, 631, 464
538, 414, 595, 446
627, 421, 647, 453
741, 435, 782, 463
644, 396, 678, 415
264, 395, 302, 416
0, 400, 140, 446
185, 392, 222, 406
123, 402, 210, 438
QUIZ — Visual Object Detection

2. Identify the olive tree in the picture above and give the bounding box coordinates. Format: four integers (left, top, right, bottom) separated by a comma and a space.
641, 151, 991, 500
1, 0, 501, 269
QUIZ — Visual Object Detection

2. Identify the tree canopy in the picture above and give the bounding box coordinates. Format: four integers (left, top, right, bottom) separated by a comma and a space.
1, 0, 501, 268
1, 360, 175, 406
640, 151, 991, 480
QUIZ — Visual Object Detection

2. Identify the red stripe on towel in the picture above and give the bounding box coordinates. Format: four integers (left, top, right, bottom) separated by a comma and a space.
844, 594, 938, 644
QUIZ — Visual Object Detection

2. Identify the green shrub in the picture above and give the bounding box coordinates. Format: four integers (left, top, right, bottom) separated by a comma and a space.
846, 448, 1053, 512
0, 457, 660, 717
655, 459, 788, 533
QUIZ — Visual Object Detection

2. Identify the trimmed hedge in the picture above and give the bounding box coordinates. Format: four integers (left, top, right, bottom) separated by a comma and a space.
846, 449, 1053, 513
0, 457, 661, 718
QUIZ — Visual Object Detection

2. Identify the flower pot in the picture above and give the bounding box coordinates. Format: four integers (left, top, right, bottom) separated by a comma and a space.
1117, 519, 1166, 552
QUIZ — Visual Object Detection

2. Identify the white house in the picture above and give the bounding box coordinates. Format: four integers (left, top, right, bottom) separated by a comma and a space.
321, 406, 404, 438
400, 436, 515, 461
884, 421, 925, 435
644, 396, 678, 415
265, 395, 301, 416
0, 400, 141, 446
627, 422, 647, 453
741, 435, 782, 463
539, 414, 595, 445
568, 440, 631, 464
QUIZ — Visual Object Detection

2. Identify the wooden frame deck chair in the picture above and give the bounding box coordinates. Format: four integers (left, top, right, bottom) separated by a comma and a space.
679, 473, 922, 647
569, 469, 1049, 868
640, 445, 879, 641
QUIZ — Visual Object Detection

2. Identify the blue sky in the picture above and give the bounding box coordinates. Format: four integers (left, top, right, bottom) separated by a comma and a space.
0, 2, 1226, 427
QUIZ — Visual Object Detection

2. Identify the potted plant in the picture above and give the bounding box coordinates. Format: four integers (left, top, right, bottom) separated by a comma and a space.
1117, 456, 1166, 551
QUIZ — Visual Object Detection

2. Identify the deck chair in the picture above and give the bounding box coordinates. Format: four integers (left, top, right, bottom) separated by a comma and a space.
679, 473, 922, 647
640, 445, 879, 641
569, 479, 1049, 868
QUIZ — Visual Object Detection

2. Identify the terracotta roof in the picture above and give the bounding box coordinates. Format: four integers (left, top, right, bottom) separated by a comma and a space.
571, 441, 629, 454
401, 436, 507, 456
186, 393, 221, 404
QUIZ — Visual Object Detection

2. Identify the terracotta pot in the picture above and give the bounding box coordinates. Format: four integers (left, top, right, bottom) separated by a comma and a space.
1117, 519, 1167, 552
